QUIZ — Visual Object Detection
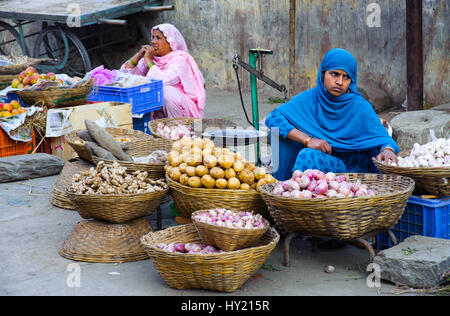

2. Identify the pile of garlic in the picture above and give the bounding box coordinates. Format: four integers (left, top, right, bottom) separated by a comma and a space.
156, 121, 193, 140
392, 138, 450, 168
70, 161, 168, 195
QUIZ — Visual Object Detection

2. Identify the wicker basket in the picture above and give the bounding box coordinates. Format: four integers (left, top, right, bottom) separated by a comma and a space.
259, 173, 415, 240
166, 175, 270, 220
65, 127, 153, 163
140, 224, 279, 292
51, 159, 93, 210
372, 158, 450, 197
149, 117, 237, 139
67, 185, 169, 224
14, 78, 94, 108
0, 56, 52, 75
191, 210, 270, 251
92, 137, 172, 180
60, 218, 152, 263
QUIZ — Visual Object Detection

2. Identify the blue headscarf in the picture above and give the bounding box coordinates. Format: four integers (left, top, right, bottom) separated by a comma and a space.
277, 48, 399, 153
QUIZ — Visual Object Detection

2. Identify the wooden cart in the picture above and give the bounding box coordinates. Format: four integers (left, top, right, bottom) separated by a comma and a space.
0, 0, 173, 76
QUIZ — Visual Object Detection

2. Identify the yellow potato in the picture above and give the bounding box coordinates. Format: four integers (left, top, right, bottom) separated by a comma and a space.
178, 162, 188, 174
227, 177, 241, 190
168, 151, 180, 166
188, 176, 202, 188
213, 147, 223, 157
180, 136, 192, 147
195, 165, 209, 177
171, 140, 182, 153
224, 168, 236, 180
256, 178, 268, 191
202, 147, 212, 157
232, 160, 245, 173
203, 154, 218, 169
218, 154, 234, 169
202, 138, 214, 149
215, 178, 228, 189
210, 166, 225, 179
185, 166, 197, 177
240, 183, 251, 190
169, 167, 181, 181
264, 174, 277, 183
254, 167, 266, 180
238, 169, 255, 185
179, 173, 189, 186
201, 174, 216, 188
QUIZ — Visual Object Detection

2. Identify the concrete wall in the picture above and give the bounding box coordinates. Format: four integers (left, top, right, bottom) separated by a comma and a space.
153, 0, 448, 108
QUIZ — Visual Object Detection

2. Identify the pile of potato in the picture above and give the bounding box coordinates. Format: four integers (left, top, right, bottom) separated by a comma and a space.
165, 136, 276, 191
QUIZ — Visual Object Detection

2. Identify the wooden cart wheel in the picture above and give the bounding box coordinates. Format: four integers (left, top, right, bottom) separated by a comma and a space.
0, 20, 28, 56
32, 25, 92, 76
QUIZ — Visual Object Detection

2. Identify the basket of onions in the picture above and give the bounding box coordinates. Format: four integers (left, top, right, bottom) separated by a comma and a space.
140, 224, 279, 292
191, 209, 270, 251
258, 169, 415, 240
373, 138, 450, 197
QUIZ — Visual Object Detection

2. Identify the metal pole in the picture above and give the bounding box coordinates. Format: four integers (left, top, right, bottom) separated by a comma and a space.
406, 0, 423, 111
249, 51, 261, 166
289, 0, 296, 98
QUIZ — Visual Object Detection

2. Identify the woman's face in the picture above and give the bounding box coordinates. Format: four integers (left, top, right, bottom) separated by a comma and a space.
323, 69, 351, 97
151, 29, 172, 56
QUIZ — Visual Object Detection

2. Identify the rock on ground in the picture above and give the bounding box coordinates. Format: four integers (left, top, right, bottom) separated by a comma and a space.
373, 235, 450, 289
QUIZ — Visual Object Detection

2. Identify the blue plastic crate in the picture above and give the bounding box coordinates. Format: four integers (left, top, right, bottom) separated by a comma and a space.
87, 79, 163, 115
376, 195, 450, 249
132, 112, 152, 135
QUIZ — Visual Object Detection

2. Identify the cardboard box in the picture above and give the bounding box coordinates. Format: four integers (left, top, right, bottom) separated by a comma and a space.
49, 102, 132, 161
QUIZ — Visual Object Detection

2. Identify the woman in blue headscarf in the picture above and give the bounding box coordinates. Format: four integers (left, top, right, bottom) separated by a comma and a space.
266, 48, 399, 180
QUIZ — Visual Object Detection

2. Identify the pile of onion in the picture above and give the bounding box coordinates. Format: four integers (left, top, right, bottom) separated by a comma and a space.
272, 169, 376, 198
193, 208, 267, 229
156, 242, 224, 254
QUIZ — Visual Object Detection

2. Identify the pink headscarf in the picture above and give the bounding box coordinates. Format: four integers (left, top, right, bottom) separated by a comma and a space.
150, 24, 206, 118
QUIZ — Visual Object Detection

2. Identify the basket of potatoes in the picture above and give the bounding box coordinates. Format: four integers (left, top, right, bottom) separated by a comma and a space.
165, 136, 277, 219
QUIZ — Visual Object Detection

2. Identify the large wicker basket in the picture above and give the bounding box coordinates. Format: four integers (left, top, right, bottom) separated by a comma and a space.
60, 218, 152, 263
166, 175, 269, 220
140, 224, 279, 292
372, 158, 450, 197
92, 137, 172, 180
259, 173, 415, 240
51, 159, 93, 210
191, 210, 270, 251
149, 117, 237, 140
67, 186, 169, 224
14, 78, 94, 108
65, 127, 153, 163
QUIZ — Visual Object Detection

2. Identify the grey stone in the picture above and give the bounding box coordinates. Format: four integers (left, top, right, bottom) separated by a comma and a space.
373, 235, 450, 288
0, 153, 65, 183
389, 110, 450, 151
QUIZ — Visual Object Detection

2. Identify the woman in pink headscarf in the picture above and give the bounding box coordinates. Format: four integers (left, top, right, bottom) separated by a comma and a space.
122, 23, 205, 119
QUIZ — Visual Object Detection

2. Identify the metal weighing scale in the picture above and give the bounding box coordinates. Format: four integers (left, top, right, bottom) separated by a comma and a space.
203, 49, 288, 166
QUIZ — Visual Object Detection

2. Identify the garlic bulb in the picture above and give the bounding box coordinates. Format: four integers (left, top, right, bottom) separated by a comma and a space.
393, 137, 450, 168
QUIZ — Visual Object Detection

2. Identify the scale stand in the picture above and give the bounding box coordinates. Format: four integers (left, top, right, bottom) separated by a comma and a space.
232, 49, 288, 166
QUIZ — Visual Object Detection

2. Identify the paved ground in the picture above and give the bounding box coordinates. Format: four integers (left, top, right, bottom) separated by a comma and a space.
0, 89, 404, 296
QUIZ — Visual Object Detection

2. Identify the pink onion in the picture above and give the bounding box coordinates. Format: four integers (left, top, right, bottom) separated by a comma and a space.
292, 170, 303, 179
302, 190, 313, 198
284, 179, 300, 192
298, 175, 311, 189
329, 180, 339, 191
336, 175, 347, 183
290, 189, 302, 198
307, 179, 318, 191
314, 180, 328, 195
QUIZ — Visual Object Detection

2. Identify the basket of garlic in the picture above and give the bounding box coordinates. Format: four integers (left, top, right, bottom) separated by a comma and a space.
149, 117, 237, 141
372, 138, 450, 196
140, 223, 279, 292
67, 161, 169, 223
191, 209, 270, 251
258, 169, 415, 240
164, 136, 277, 219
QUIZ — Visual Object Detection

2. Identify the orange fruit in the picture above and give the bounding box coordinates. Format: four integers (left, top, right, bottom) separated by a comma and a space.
3, 111, 12, 117
3, 103, 13, 112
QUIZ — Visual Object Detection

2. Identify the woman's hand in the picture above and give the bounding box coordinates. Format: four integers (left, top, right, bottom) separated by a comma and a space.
376, 148, 398, 164
143, 45, 156, 64
306, 138, 332, 154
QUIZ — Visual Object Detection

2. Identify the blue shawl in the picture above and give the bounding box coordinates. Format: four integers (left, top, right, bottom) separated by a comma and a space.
277, 48, 399, 153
